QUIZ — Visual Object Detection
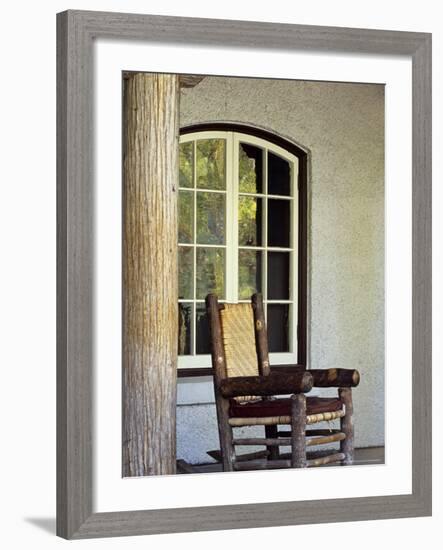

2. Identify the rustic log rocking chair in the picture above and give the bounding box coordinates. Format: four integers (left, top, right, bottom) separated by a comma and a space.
205, 293, 360, 471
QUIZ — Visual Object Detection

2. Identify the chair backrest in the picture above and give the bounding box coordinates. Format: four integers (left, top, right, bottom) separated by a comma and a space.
220, 303, 259, 379
205, 293, 271, 388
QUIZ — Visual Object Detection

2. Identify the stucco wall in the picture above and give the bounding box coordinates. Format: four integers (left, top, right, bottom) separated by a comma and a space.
177, 76, 385, 464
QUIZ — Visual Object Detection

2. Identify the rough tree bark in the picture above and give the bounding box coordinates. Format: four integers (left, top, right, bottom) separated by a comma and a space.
122, 73, 179, 477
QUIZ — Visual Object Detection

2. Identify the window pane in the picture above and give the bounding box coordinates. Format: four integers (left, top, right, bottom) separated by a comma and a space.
196, 139, 226, 190
196, 248, 225, 299
268, 152, 291, 196
178, 246, 193, 299
239, 250, 262, 299
268, 199, 290, 248
238, 196, 262, 246
196, 192, 225, 245
179, 142, 193, 188
178, 303, 192, 355
178, 190, 194, 243
267, 304, 290, 352
267, 251, 290, 300
239, 143, 263, 193
196, 305, 211, 354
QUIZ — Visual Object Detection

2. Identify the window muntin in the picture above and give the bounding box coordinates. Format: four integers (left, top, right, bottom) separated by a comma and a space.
178, 131, 299, 368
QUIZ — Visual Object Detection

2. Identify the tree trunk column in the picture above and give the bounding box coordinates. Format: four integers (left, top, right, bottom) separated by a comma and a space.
123, 73, 179, 477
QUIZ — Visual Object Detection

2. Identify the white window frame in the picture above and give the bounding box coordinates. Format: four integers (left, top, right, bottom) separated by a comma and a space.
178, 130, 299, 369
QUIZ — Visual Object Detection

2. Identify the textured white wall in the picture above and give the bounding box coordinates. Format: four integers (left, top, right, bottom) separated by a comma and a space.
177, 77, 385, 463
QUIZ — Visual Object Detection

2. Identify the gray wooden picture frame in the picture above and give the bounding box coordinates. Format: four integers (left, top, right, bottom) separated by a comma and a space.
57, 10, 432, 539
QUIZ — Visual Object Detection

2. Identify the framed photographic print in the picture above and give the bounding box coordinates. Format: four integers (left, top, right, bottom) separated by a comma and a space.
57, 10, 431, 539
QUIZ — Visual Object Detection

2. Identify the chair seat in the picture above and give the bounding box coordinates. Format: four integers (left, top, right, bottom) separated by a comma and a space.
229, 396, 343, 418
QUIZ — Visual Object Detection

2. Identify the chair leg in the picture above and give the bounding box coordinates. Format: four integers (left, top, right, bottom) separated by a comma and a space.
265, 425, 280, 460
216, 397, 236, 471
339, 387, 354, 465
291, 394, 307, 468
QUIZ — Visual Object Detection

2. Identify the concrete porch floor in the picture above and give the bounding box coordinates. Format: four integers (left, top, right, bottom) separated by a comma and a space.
178, 446, 385, 474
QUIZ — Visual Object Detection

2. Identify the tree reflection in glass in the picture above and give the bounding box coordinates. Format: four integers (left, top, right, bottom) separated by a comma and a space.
239, 143, 263, 194
178, 190, 194, 243
178, 247, 193, 299
196, 248, 225, 299
178, 303, 192, 355
238, 249, 262, 299
197, 139, 226, 190
179, 142, 193, 188
196, 192, 225, 245
238, 196, 262, 246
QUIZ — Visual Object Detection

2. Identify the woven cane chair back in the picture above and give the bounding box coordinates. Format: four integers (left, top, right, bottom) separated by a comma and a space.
220, 303, 259, 378
219, 303, 261, 402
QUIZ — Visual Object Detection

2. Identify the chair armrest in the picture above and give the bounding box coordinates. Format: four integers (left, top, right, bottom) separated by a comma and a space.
219, 372, 313, 398
309, 368, 360, 388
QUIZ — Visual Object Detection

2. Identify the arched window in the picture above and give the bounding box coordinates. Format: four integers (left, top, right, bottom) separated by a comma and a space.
178, 124, 307, 372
